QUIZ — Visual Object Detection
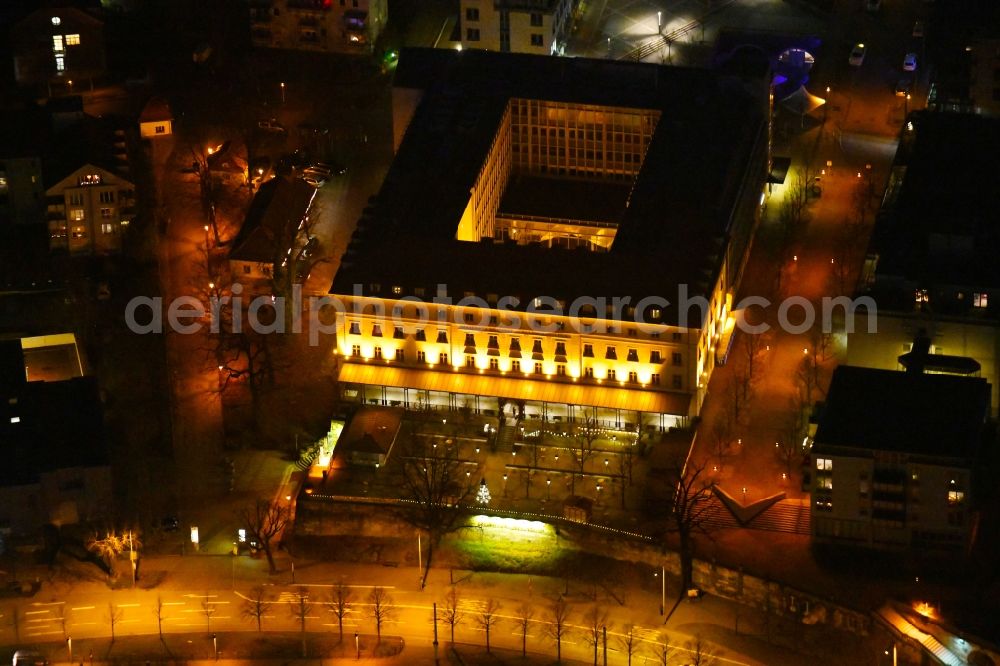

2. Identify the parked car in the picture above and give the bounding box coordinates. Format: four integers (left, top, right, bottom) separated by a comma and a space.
849, 43, 867, 67
301, 173, 326, 188
865, 0, 881, 11
894, 78, 913, 96
257, 118, 286, 133
903, 53, 918, 71
912, 21, 925, 38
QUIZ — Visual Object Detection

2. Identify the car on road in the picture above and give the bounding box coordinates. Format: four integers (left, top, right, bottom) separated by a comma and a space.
894, 77, 913, 96
304, 164, 331, 178
257, 118, 286, 133
849, 43, 866, 66
903, 53, 918, 71
865, 0, 881, 11
912, 21, 925, 38
302, 173, 326, 188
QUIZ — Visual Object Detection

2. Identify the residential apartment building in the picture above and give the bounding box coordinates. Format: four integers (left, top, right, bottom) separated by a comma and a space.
45, 164, 135, 255
459, 0, 576, 55
10, 7, 106, 92
248, 0, 388, 53
810, 366, 991, 553
847, 112, 1000, 414
331, 49, 770, 431
229, 176, 316, 280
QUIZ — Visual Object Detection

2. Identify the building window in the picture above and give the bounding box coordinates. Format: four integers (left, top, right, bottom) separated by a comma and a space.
489, 358, 499, 370
627, 349, 639, 362
371, 324, 382, 337
416, 329, 426, 342
349, 322, 360, 335
583, 344, 594, 358
652, 373, 661, 385
817, 476, 833, 489
439, 352, 449, 365
814, 498, 833, 512
65, 34, 81, 46
394, 326, 405, 339
373, 346, 383, 359
466, 355, 476, 368
628, 328, 637, 337
155, 125, 166, 134
628, 371, 638, 383
466, 7, 479, 20
816, 458, 833, 471
650, 350, 662, 364
585, 367, 594, 378
530, 34, 544, 47
512, 359, 521, 372
395, 349, 405, 362
243, 265, 251, 275
530, 12, 543, 26
437, 331, 448, 344
672, 352, 683, 366
672, 332, 682, 341
650, 308, 661, 320
467, 28, 480, 41
671, 374, 680, 388
392, 285, 402, 295
55, 56, 65, 72
100, 223, 115, 234
534, 362, 543, 374
51, 16, 61, 25
71, 208, 84, 221
464, 313, 474, 323
607, 369, 617, 381
974, 293, 988, 308
70, 193, 83, 205
417, 351, 426, 363
557, 364, 566, 376
53, 35, 64, 52
947, 489, 965, 506
101, 207, 112, 218
605, 346, 617, 360
351, 344, 361, 357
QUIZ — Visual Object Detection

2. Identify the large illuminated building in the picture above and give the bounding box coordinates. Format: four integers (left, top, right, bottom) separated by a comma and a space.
330, 48, 770, 431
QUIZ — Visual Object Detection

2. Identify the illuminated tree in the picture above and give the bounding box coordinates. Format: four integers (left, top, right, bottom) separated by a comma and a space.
441, 588, 463, 645
581, 605, 609, 666
664, 457, 716, 590
545, 596, 572, 664
618, 624, 640, 666
513, 601, 534, 657
237, 499, 289, 574
324, 582, 352, 641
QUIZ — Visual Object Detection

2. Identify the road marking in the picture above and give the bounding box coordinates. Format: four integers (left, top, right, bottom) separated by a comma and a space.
71, 606, 95, 611
25, 610, 50, 615
27, 619, 53, 623
31, 602, 65, 606
71, 622, 97, 626
163, 602, 186, 606
26, 630, 63, 637
183, 594, 218, 598
117, 603, 140, 608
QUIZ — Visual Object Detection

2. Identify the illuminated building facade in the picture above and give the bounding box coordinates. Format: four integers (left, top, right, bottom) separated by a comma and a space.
11, 8, 106, 91
459, 0, 577, 55
45, 164, 135, 255
248, 0, 388, 53
332, 49, 770, 430
810, 366, 989, 553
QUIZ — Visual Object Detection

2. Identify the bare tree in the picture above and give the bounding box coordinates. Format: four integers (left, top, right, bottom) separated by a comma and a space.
686, 634, 720, 666
665, 457, 717, 591
440, 588, 463, 645
708, 414, 735, 471
618, 624, 641, 666
741, 329, 771, 399
582, 605, 609, 666
241, 586, 271, 632
368, 587, 394, 644
266, 196, 328, 329
201, 597, 217, 633
107, 603, 123, 642
152, 596, 166, 638
513, 601, 534, 657
86, 531, 127, 581
212, 293, 280, 424
545, 596, 572, 664
8, 606, 19, 642
325, 582, 352, 641
237, 499, 289, 574
474, 598, 502, 653
649, 631, 677, 666
570, 411, 601, 495
56, 605, 69, 638
396, 434, 476, 586
289, 586, 313, 657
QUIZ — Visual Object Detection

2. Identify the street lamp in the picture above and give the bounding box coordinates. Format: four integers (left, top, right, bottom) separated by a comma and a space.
655, 566, 666, 615
67, 637, 72, 661
212, 633, 218, 660
905, 93, 911, 118
546, 477, 551, 500
355, 631, 360, 659
280, 81, 286, 104
657, 11, 662, 32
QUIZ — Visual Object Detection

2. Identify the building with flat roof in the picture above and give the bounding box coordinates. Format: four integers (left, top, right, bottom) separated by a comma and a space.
848, 112, 1000, 414
248, 0, 388, 54
459, 0, 577, 55
810, 366, 991, 553
330, 48, 770, 431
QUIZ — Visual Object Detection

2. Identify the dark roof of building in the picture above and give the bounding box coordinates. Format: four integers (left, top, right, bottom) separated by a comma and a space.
42, 114, 131, 185
0, 376, 109, 486
139, 97, 173, 123
339, 407, 402, 457
498, 174, 631, 225
229, 177, 316, 264
813, 366, 990, 459
867, 112, 1000, 312
333, 48, 767, 325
